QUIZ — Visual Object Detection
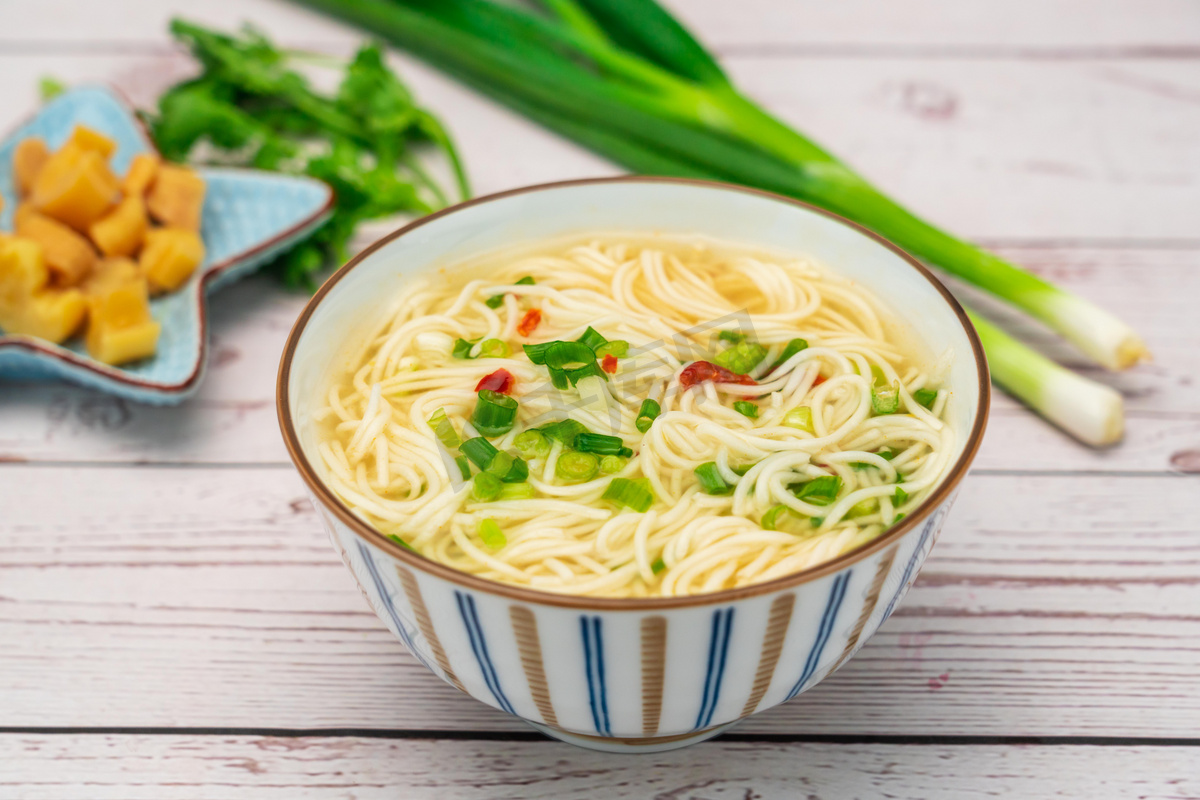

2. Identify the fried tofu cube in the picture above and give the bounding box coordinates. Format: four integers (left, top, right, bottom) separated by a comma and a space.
85, 278, 160, 365
122, 152, 160, 197
82, 257, 141, 296
146, 164, 205, 231
68, 124, 117, 158
0, 237, 87, 343
30, 143, 120, 231
13, 137, 50, 197
88, 194, 148, 258
140, 227, 204, 293
15, 203, 98, 286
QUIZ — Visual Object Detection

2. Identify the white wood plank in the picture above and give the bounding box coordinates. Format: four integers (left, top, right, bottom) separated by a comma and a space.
0, 50, 1196, 240
1, 466, 1197, 735
2, 734, 1198, 800
1, 0, 1196, 50
2, 245, 1195, 471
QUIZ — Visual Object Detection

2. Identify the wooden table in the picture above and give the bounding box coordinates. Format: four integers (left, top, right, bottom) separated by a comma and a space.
2, 1, 1199, 797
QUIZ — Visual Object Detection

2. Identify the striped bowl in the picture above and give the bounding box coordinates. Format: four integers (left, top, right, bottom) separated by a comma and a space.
278, 178, 989, 753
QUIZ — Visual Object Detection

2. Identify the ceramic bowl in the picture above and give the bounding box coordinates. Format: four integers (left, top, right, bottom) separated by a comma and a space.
0, 85, 333, 403
278, 177, 989, 753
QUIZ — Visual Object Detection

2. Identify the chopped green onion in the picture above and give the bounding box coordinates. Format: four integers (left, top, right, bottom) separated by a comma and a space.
877, 447, 897, 460
540, 418, 589, 445
694, 462, 733, 495
472, 471, 504, 502
714, 341, 767, 375
767, 338, 809, 373
427, 408, 462, 449
514, 429, 551, 459
484, 276, 534, 309
523, 342, 554, 365
478, 518, 506, 550
454, 455, 472, 481
635, 399, 661, 433
894, 486, 909, 505
566, 361, 608, 385
717, 330, 746, 344
544, 340, 596, 369
472, 389, 519, 437
576, 326, 608, 351
461, 437, 498, 470
516, 276, 535, 286
498, 482, 536, 500
731, 464, 754, 476
651, 557, 666, 574
548, 366, 570, 390
602, 477, 655, 512
792, 475, 842, 506
782, 406, 814, 432
594, 340, 629, 358
575, 432, 630, 456
485, 451, 515, 478
913, 387, 939, 409
599, 454, 627, 474
811, 517, 825, 527
847, 498, 877, 518
452, 338, 478, 359
892, 513, 906, 526
871, 381, 901, 415
556, 451, 599, 482
477, 338, 510, 358
760, 504, 790, 530
733, 400, 758, 419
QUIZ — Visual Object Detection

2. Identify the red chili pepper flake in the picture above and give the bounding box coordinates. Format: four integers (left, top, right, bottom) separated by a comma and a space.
601, 354, 618, 374
812, 374, 827, 387
678, 361, 757, 388
517, 309, 542, 337
475, 369, 514, 394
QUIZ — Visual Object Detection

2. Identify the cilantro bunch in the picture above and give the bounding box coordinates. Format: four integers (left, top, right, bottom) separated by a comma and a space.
146, 19, 469, 289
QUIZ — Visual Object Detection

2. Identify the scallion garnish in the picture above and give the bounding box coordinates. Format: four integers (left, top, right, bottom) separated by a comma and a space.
782, 406, 814, 432
792, 475, 842, 506
760, 504, 791, 531
522, 342, 553, 365
472, 389, 519, 437
427, 408, 462, 449
913, 387, 938, 409
694, 462, 733, 495
556, 450, 599, 482
513, 429, 551, 459
472, 471, 503, 502
602, 477, 655, 512
733, 400, 758, 419
717, 330, 746, 344
714, 341, 767, 375
539, 418, 589, 445
595, 340, 629, 358
576, 326, 608, 351
387, 533, 416, 551
599, 454, 627, 474
847, 498, 876, 518
767, 338, 809, 373
869, 365, 900, 415
894, 486, 909, 505
548, 366, 570, 390
498, 481, 535, 500
461, 437, 528, 483
635, 399, 661, 433
452, 338, 478, 359
477, 338, 510, 358
454, 455, 472, 481
565, 361, 608, 384
478, 518, 506, 550
877, 447, 897, 460
575, 432, 632, 457
460, 437, 498, 470
544, 340, 596, 369
731, 464, 754, 476
484, 276, 535, 309
651, 557, 666, 574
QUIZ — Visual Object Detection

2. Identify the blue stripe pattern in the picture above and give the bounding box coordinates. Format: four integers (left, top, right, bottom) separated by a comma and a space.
580, 616, 612, 736
694, 607, 736, 729
455, 591, 516, 715
355, 540, 427, 667
786, 571, 852, 700
877, 518, 936, 625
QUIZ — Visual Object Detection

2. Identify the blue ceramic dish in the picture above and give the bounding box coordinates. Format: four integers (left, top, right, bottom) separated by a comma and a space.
0, 85, 333, 403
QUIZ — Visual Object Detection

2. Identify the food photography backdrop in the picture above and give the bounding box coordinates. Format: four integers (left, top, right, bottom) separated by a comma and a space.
1, 1, 1198, 798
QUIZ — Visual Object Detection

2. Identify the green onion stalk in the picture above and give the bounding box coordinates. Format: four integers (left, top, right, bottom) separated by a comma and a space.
290, 0, 1143, 442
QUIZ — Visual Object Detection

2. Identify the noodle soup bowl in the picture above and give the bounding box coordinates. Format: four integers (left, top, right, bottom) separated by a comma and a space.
278, 177, 989, 753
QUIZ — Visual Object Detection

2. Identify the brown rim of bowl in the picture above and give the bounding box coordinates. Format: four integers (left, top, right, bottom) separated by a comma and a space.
277, 175, 991, 610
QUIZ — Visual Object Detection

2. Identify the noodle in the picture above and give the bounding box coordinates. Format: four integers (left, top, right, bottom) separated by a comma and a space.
314, 235, 955, 598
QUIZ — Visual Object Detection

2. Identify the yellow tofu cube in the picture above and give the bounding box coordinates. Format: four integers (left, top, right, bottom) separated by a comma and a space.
146, 163, 206, 231
122, 153, 160, 197
69, 124, 118, 158
0, 237, 87, 343
88, 194, 148, 258
31, 143, 120, 231
15, 203, 97, 286
14, 137, 50, 197
140, 227, 205, 293
85, 279, 160, 365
